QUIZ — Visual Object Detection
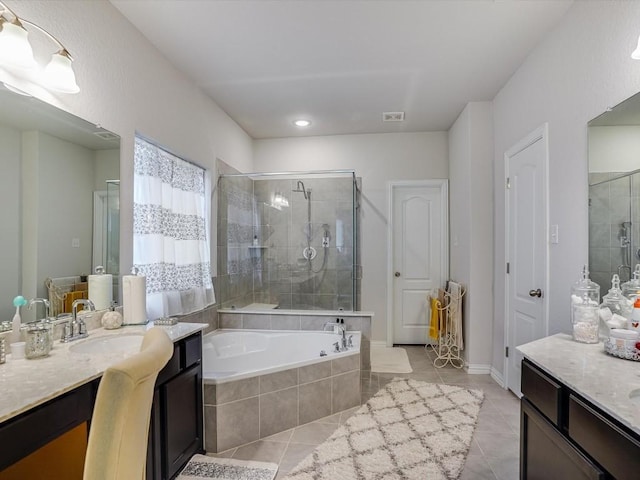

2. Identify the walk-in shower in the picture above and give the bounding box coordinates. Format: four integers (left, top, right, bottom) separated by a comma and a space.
216, 170, 360, 311
589, 170, 640, 292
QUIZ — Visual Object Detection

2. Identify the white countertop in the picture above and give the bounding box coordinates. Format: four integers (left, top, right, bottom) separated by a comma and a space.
517, 333, 640, 436
217, 308, 375, 317
0, 322, 206, 424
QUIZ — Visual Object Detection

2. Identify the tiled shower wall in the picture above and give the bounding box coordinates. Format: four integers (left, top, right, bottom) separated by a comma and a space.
216, 173, 255, 308
589, 172, 639, 293
216, 172, 361, 310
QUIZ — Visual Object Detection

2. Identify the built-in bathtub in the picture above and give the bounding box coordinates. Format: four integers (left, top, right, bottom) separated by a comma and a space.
202, 329, 362, 452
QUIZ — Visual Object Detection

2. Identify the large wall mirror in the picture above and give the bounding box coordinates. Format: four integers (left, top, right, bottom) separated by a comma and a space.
588, 91, 640, 293
0, 86, 120, 322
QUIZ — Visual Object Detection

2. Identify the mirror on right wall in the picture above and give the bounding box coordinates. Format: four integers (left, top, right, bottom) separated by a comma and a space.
588, 91, 640, 293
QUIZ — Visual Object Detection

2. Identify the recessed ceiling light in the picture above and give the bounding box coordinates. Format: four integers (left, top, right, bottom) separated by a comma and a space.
293, 119, 311, 127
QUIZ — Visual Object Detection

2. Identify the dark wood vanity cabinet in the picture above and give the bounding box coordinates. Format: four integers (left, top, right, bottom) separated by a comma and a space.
0, 380, 97, 473
0, 331, 203, 480
147, 332, 204, 480
520, 358, 640, 480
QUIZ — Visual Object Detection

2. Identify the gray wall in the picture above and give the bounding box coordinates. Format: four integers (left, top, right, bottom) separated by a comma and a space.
449, 102, 494, 371
492, 0, 640, 377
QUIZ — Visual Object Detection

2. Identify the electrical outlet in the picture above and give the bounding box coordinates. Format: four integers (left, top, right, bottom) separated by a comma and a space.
72, 238, 80, 248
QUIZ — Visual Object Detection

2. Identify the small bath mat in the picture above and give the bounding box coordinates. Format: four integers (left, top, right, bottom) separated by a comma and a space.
176, 455, 278, 480
371, 346, 413, 373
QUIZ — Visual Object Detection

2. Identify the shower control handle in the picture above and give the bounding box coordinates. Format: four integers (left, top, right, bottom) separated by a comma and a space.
394, 272, 401, 277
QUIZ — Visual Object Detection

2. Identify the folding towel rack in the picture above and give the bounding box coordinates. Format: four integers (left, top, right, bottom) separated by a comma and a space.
427, 283, 465, 369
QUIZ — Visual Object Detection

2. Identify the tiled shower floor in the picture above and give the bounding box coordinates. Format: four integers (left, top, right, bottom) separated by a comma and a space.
209, 345, 520, 480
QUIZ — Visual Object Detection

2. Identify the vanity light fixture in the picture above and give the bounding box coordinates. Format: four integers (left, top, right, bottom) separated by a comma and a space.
0, 1, 79, 93
293, 119, 311, 127
632, 34, 640, 59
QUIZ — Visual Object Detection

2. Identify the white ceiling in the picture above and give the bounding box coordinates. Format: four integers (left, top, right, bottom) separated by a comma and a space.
111, 0, 573, 139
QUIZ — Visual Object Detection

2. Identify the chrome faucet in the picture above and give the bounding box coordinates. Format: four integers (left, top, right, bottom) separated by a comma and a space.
324, 321, 349, 351
28, 298, 51, 319
61, 299, 95, 343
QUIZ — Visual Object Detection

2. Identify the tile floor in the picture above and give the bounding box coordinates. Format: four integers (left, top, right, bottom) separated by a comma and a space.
209, 345, 521, 480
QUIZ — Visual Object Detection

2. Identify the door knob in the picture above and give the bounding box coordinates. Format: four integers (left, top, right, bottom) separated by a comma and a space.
394, 272, 401, 277
529, 289, 542, 298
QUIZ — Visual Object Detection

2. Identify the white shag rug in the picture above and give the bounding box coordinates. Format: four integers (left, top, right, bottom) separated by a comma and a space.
284, 378, 484, 480
177, 455, 278, 480
371, 346, 413, 373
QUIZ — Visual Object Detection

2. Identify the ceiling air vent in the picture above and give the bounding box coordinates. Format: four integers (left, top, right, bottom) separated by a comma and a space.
93, 131, 120, 140
382, 111, 405, 122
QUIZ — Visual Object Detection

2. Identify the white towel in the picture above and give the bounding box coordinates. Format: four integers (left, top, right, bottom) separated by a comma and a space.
448, 281, 464, 351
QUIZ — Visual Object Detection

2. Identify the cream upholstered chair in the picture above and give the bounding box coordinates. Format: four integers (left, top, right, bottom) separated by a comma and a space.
83, 327, 173, 480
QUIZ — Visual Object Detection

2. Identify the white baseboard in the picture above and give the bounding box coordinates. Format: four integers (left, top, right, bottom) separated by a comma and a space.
490, 367, 505, 387
370, 341, 387, 348
465, 363, 492, 375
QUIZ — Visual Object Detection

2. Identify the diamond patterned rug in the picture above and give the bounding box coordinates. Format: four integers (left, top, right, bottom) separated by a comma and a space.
176, 455, 278, 480
283, 378, 484, 480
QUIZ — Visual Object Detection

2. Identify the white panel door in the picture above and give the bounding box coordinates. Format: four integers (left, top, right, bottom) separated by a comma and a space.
391, 182, 447, 344
505, 125, 548, 396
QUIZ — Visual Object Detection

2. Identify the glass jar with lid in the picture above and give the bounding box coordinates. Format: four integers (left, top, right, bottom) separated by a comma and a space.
570, 265, 600, 343
621, 264, 640, 301
599, 274, 631, 338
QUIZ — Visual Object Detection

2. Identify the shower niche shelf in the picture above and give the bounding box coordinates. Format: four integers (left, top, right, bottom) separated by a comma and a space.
248, 245, 267, 260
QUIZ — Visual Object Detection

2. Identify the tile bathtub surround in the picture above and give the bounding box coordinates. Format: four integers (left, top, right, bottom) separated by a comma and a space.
176, 304, 218, 334
204, 353, 361, 452
217, 311, 372, 370
210, 345, 520, 480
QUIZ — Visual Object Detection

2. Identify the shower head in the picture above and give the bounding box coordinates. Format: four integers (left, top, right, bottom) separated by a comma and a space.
293, 180, 310, 200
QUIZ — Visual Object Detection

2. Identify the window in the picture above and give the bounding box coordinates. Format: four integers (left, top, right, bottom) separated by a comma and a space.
133, 136, 213, 319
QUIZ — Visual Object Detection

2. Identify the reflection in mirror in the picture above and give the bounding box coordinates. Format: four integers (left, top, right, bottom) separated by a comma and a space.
0, 86, 120, 322
588, 92, 640, 293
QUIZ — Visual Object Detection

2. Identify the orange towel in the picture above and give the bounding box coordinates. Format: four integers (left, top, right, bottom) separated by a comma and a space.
429, 296, 440, 341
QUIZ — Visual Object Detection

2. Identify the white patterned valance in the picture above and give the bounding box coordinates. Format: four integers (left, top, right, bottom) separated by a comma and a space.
133, 136, 214, 319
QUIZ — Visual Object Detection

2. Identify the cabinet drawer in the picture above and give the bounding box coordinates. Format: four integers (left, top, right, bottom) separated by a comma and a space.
521, 399, 604, 480
568, 394, 640, 480
182, 333, 202, 369
521, 360, 562, 426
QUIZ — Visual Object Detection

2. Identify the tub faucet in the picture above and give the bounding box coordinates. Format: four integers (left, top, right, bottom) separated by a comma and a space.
324, 322, 348, 351
61, 299, 95, 343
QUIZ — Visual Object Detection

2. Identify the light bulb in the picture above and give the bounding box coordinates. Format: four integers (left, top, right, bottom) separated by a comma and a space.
293, 119, 311, 127
0, 21, 37, 69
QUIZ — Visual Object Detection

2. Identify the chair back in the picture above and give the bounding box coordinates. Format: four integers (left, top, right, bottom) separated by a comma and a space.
83, 327, 173, 480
